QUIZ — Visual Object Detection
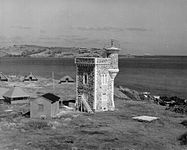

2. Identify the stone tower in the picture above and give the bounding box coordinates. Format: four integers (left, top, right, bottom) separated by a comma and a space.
75, 41, 120, 112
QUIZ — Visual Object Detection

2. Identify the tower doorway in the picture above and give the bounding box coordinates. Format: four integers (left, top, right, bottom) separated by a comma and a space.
101, 93, 108, 111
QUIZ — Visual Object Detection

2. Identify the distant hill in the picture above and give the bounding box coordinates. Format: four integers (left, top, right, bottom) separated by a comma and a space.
0, 45, 106, 58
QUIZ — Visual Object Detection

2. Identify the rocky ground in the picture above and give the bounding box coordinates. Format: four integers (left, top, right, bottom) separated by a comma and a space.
0, 77, 187, 150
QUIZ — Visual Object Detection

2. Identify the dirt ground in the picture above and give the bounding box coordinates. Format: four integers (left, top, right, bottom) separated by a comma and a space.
0, 99, 187, 150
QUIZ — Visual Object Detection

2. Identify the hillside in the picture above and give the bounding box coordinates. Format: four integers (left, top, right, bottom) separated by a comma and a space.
0, 45, 106, 58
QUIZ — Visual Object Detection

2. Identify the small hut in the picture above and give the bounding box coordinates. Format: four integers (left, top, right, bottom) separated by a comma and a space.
3, 86, 30, 104
0, 72, 8, 81
30, 93, 60, 119
23, 72, 38, 82
59, 75, 74, 84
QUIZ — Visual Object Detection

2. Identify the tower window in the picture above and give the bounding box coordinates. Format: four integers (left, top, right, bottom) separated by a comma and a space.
83, 73, 88, 84
101, 74, 107, 85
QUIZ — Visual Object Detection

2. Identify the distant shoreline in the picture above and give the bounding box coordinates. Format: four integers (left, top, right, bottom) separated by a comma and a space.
1, 45, 187, 58
1, 55, 187, 59
0, 56, 187, 98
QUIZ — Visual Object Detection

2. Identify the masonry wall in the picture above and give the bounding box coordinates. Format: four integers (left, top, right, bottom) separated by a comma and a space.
95, 64, 113, 111
76, 64, 95, 110
108, 53, 118, 69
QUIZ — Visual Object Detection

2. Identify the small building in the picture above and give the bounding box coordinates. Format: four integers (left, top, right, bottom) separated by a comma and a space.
60, 99, 76, 108
3, 86, 30, 104
59, 75, 75, 84
75, 40, 120, 113
0, 72, 8, 81
57, 83, 76, 108
23, 72, 38, 82
30, 93, 60, 119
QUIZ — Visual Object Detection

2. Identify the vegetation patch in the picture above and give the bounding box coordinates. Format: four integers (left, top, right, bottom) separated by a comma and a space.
180, 120, 187, 128
79, 130, 107, 135
24, 120, 51, 130
178, 132, 187, 145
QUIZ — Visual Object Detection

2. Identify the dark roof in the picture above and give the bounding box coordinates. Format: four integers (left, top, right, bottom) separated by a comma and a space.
23, 72, 38, 81
42, 93, 60, 103
0, 72, 8, 81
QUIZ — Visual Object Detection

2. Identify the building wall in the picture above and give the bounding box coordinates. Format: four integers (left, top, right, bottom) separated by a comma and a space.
108, 53, 119, 69
51, 101, 59, 117
75, 56, 118, 112
30, 97, 52, 118
95, 64, 113, 111
76, 64, 95, 110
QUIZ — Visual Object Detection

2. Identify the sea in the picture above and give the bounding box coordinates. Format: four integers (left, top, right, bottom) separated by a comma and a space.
0, 56, 187, 98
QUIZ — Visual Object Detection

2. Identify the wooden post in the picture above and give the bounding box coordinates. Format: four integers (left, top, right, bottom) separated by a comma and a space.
80, 97, 82, 112
52, 72, 55, 91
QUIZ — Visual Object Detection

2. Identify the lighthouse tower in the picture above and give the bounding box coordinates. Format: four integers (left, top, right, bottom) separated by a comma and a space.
75, 40, 120, 112
105, 40, 120, 110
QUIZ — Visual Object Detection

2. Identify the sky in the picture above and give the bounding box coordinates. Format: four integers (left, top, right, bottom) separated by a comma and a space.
0, 0, 187, 55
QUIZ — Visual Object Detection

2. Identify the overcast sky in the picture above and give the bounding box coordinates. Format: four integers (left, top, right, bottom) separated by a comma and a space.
0, 0, 187, 55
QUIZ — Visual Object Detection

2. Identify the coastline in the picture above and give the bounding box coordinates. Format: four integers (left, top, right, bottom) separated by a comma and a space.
0, 56, 187, 99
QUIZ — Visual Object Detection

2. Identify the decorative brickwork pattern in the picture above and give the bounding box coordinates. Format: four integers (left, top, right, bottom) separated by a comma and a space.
75, 57, 95, 64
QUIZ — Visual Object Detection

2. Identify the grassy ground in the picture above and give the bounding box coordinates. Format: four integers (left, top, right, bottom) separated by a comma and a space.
0, 99, 187, 150
0, 77, 76, 101
0, 78, 186, 150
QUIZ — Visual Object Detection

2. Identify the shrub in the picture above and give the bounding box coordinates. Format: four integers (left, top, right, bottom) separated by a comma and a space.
160, 96, 171, 102
160, 96, 185, 105
178, 132, 187, 145
25, 120, 51, 130
180, 120, 187, 128
173, 105, 187, 114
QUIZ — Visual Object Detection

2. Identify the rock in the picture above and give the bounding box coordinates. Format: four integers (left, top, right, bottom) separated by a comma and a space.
62, 123, 68, 126
114, 87, 130, 100
119, 86, 141, 101
132, 116, 159, 122
20, 129, 26, 133
64, 118, 72, 122
72, 114, 79, 118
27, 142, 32, 145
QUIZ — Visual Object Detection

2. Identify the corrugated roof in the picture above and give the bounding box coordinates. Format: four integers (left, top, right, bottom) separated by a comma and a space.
42, 93, 60, 103
3, 86, 30, 98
